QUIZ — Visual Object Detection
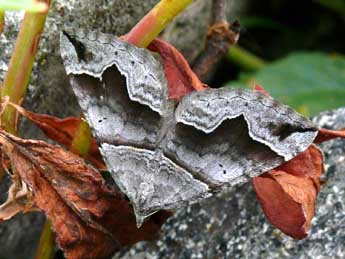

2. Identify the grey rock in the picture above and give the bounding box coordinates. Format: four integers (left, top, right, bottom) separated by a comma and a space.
114, 107, 345, 259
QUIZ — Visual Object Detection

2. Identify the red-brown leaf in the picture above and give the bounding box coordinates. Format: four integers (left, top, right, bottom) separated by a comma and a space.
15, 106, 106, 170
253, 145, 324, 239
253, 173, 307, 238
148, 38, 207, 99
314, 128, 345, 144
253, 84, 270, 96
0, 130, 169, 259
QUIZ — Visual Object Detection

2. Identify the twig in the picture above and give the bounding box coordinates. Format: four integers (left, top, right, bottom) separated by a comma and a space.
192, 0, 239, 81
212, 0, 227, 22
227, 45, 266, 71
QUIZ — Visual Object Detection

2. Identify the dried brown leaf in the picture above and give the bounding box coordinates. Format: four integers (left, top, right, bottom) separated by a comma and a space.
10, 103, 105, 170
253, 145, 324, 239
314, 128, 345, 144
0, 182, 36, 222
253, 84, 269, 96
0, 130, 169, 259
148, 38, 207, 99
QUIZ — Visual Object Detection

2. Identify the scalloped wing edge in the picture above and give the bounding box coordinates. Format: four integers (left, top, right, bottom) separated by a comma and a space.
60, 29, 169, 115
175, 88, 318, 161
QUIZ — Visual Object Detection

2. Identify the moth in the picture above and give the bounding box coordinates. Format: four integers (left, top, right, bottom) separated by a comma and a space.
60, 29, 318, 225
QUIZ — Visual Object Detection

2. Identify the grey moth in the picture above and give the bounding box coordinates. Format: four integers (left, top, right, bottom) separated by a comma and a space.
60, 29, 318, 226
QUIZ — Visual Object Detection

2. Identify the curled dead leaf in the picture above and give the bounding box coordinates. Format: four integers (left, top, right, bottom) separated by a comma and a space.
7, 102, 105, 170
253, 84, 269, 96
148, 38, 207, 99
314, 128, 345, 144
253, 144, 324, 239
0, 130, 169, 259
0, 181, 36, 222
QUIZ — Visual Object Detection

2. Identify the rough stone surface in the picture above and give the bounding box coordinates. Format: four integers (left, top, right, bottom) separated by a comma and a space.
113, 107, 345, 259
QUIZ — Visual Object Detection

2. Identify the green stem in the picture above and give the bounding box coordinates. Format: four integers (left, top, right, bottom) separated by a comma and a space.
34, 220, 54, 259
227, 45, 266, 71
0, 0, 48, 12
124, 0, 193, 47
0, 1, 55, 258
0, 0, 51, 134
70, 117, 93, 157
0, 11, 4, 34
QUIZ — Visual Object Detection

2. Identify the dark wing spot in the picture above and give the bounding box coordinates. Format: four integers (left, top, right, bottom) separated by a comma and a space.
271, 123, 317, 140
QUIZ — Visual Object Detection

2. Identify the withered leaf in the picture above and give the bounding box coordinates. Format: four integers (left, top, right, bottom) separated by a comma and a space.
0, 130, 169, 259
253, 84, 269, 96
11, 104, 105, 170
253, 144, 323, 239
0, 181, 36, 222
60, 29, 318, 225
314, 128, 345, 144
148, 38, 207, 99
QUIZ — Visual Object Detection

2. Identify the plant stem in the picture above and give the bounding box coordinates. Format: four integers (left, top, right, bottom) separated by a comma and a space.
70, 117, 93, 158
0, 11, 4, 34
227, 45, 266, 71
0, 1, 55, 257
0, 0, 48, 12
0, 0, 51, 134
124, 0, 193, 47
192, 0, 240, 81
34, 220, 54, 259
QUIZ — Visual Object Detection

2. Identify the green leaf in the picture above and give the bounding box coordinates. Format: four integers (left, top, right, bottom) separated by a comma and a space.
226, 52, 345, 116
0, 0, 47, 12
